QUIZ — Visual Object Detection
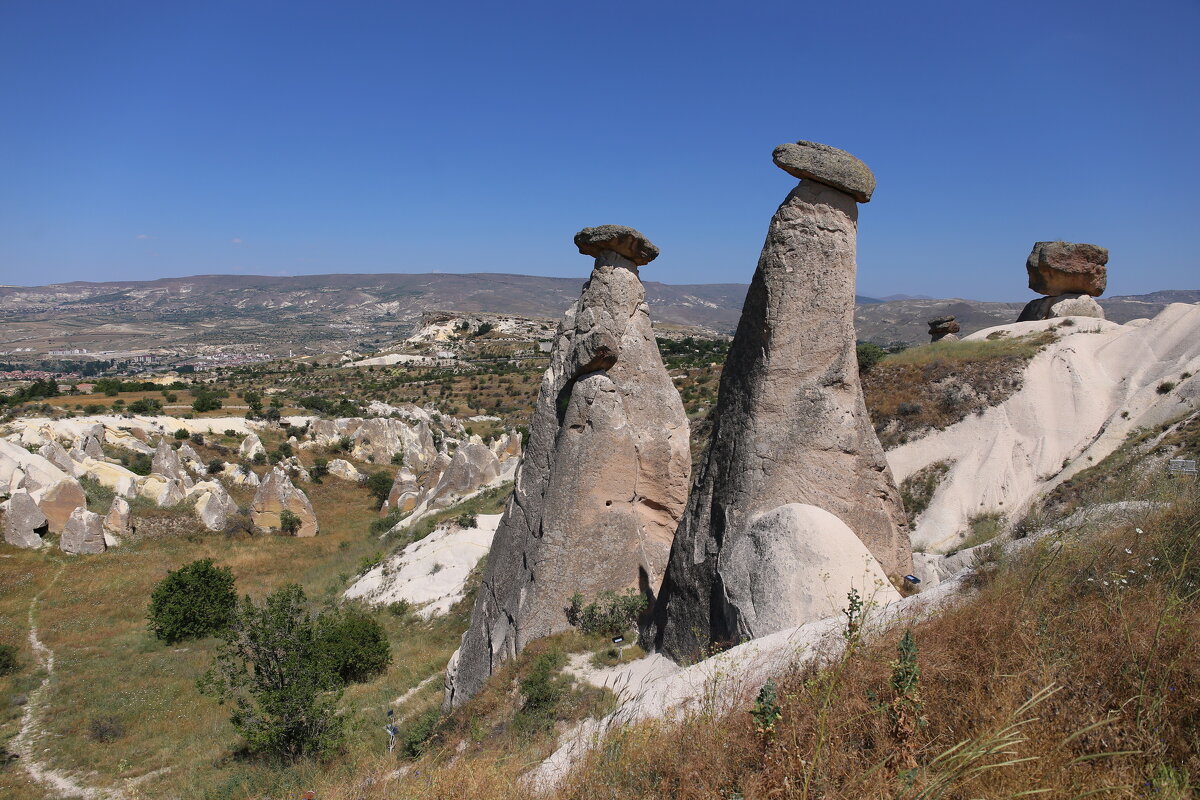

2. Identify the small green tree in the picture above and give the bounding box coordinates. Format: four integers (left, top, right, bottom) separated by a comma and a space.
174, 427, 190, 440
856, 342, 887, 372
0, 643, 18, 676
279, 510, 302, 535
365, 472, 393, 507
198, 584, 343, 760
315, 607, 391, 684
148, 559, 237, 643
310, 458, 329, 483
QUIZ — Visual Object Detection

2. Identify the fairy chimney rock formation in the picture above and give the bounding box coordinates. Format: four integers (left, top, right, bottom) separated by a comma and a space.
251, 467, 319, 536
1018, 241, 1108, 322
651, 141, 911, 662
444, 225, 691, 709
60, 507, 107, 554
928, 316, 961, 342
4, 490, 49, 549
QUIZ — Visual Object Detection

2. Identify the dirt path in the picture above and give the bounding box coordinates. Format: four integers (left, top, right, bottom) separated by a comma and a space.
13, 560, 114, 800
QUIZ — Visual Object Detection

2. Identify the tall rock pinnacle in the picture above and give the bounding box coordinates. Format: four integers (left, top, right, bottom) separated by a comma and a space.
650, 141, 912, 661
444, 225, 691, 709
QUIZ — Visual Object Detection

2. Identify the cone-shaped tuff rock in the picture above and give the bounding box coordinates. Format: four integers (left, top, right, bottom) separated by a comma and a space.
444, 225, 691, 709
650, 142, 912, 662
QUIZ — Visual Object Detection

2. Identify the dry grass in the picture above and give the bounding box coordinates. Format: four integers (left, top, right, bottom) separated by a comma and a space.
305, 476, 1200, 800
863, 332, 1056, 449
0, 467, 480, 799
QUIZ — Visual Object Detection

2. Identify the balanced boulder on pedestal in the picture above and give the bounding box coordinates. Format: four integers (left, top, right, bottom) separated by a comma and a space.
444, 225, 691, 709
928, 316, 960, 342
1018, 241, 1108, 321
650, 141, 910, 662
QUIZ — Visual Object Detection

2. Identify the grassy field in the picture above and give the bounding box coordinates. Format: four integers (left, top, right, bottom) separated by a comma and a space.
0, 449, 489, 799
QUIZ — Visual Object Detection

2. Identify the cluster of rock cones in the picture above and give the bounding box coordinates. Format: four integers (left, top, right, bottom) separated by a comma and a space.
444, 140, 914, 707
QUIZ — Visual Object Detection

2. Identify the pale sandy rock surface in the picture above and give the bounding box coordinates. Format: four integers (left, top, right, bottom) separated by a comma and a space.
251, 467, 318, 536
222, 462, 260, 487
239, 432, 266, 460
346, 513, 501, 617
327, 458, 365, 483
193, 483, 238, 531
139, 475, 186, 508
75, 458, 140, 498
652, 159, 910, 662
719, 504, 900, 639
446, 229, 691, 709
888, 305, 1200, 552
1018, 292, 1106, 322
60, 507, 106, 554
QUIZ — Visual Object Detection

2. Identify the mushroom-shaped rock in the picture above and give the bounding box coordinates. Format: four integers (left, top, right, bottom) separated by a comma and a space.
719, 504, 901, 638
60, 507, 106, 554
1026, 241, 1108, 297
573, 225, 660, 267
4, 490, 49, 549
103, 495, 132, 544
251, 467, 318, 536
446, 225, 691, 709
650, 143, 910, 662
772, 140, 876, 203
928, 316, 962, 342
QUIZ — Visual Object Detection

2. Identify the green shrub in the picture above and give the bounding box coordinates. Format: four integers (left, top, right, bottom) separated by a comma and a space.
148, 559, 237, 643
315, 607, 392, 684
174, 427, 190, 440
0, 643, 18, 676
127, 398, 162, 414
198, 584, 343, 760
366, 472, 393, 507
514, 649, 569, 732
455, 512, 478, 528
207, 459, 224, 475
279, 510, 302, 535
856, 342, 887, 372
398, 708, 439, 758
566, 589, 647, 638
1158, 381, 1177, 395
310, 458, 329, 482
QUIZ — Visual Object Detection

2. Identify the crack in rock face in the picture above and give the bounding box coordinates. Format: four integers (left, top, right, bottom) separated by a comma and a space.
444, 227, 691, 710
650, 143, 912, 663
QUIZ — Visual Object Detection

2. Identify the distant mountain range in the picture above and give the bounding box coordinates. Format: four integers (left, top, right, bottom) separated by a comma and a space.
0, 273, 1196, 354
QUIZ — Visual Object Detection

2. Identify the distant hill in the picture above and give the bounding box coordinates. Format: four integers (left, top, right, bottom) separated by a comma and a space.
0, 273, 1195, 353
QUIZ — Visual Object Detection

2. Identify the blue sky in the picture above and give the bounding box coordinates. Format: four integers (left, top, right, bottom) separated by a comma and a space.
1, 0, 1196, 300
